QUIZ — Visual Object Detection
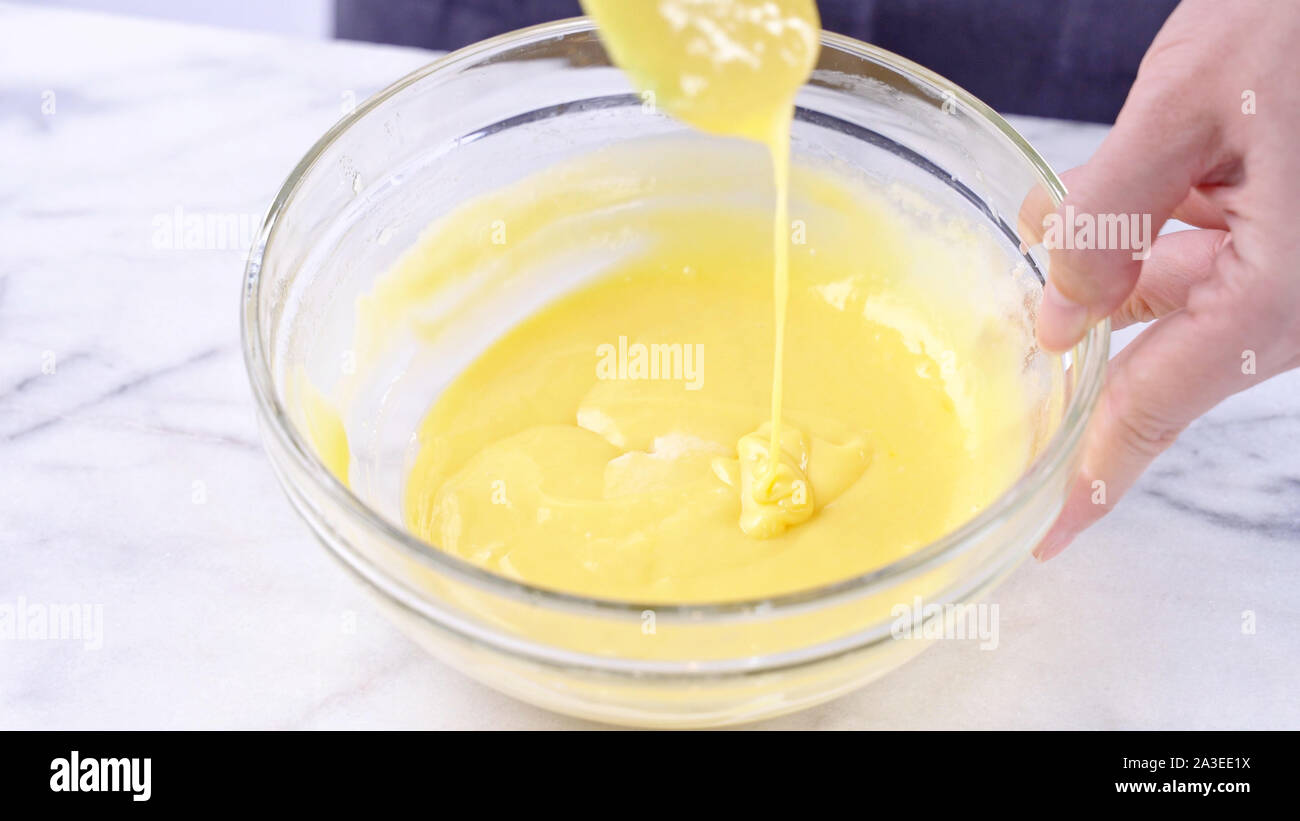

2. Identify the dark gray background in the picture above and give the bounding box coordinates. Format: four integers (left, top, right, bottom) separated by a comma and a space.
336, 0, 1181, 123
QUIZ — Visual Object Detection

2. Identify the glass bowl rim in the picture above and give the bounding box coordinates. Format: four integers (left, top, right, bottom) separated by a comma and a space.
241, 16, 1110, 623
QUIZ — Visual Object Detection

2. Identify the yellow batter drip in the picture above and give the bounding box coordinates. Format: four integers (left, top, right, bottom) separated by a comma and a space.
293, 1, 1053, 604
582, 0, 820, 538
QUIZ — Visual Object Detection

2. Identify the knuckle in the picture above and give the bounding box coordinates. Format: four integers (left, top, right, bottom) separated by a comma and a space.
1104, 379, 1187, 460
1114, 405, 1185, 459
1112, 293, 1158, 328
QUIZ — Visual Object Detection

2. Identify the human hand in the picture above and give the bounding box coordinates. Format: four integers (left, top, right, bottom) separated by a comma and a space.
1025, 0, 1300, 560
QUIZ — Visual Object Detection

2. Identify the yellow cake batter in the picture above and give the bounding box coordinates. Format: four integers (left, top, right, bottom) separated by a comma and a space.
294, 0, 1055, 604
581, 0, 822, 538
397, 192, 1031, 601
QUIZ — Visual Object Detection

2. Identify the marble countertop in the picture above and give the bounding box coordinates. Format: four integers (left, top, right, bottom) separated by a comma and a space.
2, 3, 1296, 730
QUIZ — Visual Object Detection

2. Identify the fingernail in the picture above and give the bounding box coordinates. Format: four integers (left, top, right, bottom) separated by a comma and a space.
1032, 526, 1076, 562
1037, 282, 1090, 352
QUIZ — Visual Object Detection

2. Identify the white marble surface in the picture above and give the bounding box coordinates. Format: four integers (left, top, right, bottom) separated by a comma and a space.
2, 4, 1296, 730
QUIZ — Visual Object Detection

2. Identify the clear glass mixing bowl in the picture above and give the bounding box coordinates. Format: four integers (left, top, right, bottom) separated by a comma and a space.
242, 18, 1108, 727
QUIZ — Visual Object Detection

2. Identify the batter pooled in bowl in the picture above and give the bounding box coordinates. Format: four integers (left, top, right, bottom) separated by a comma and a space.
305, 0, 1057, 603
367, 141, 1047, 603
